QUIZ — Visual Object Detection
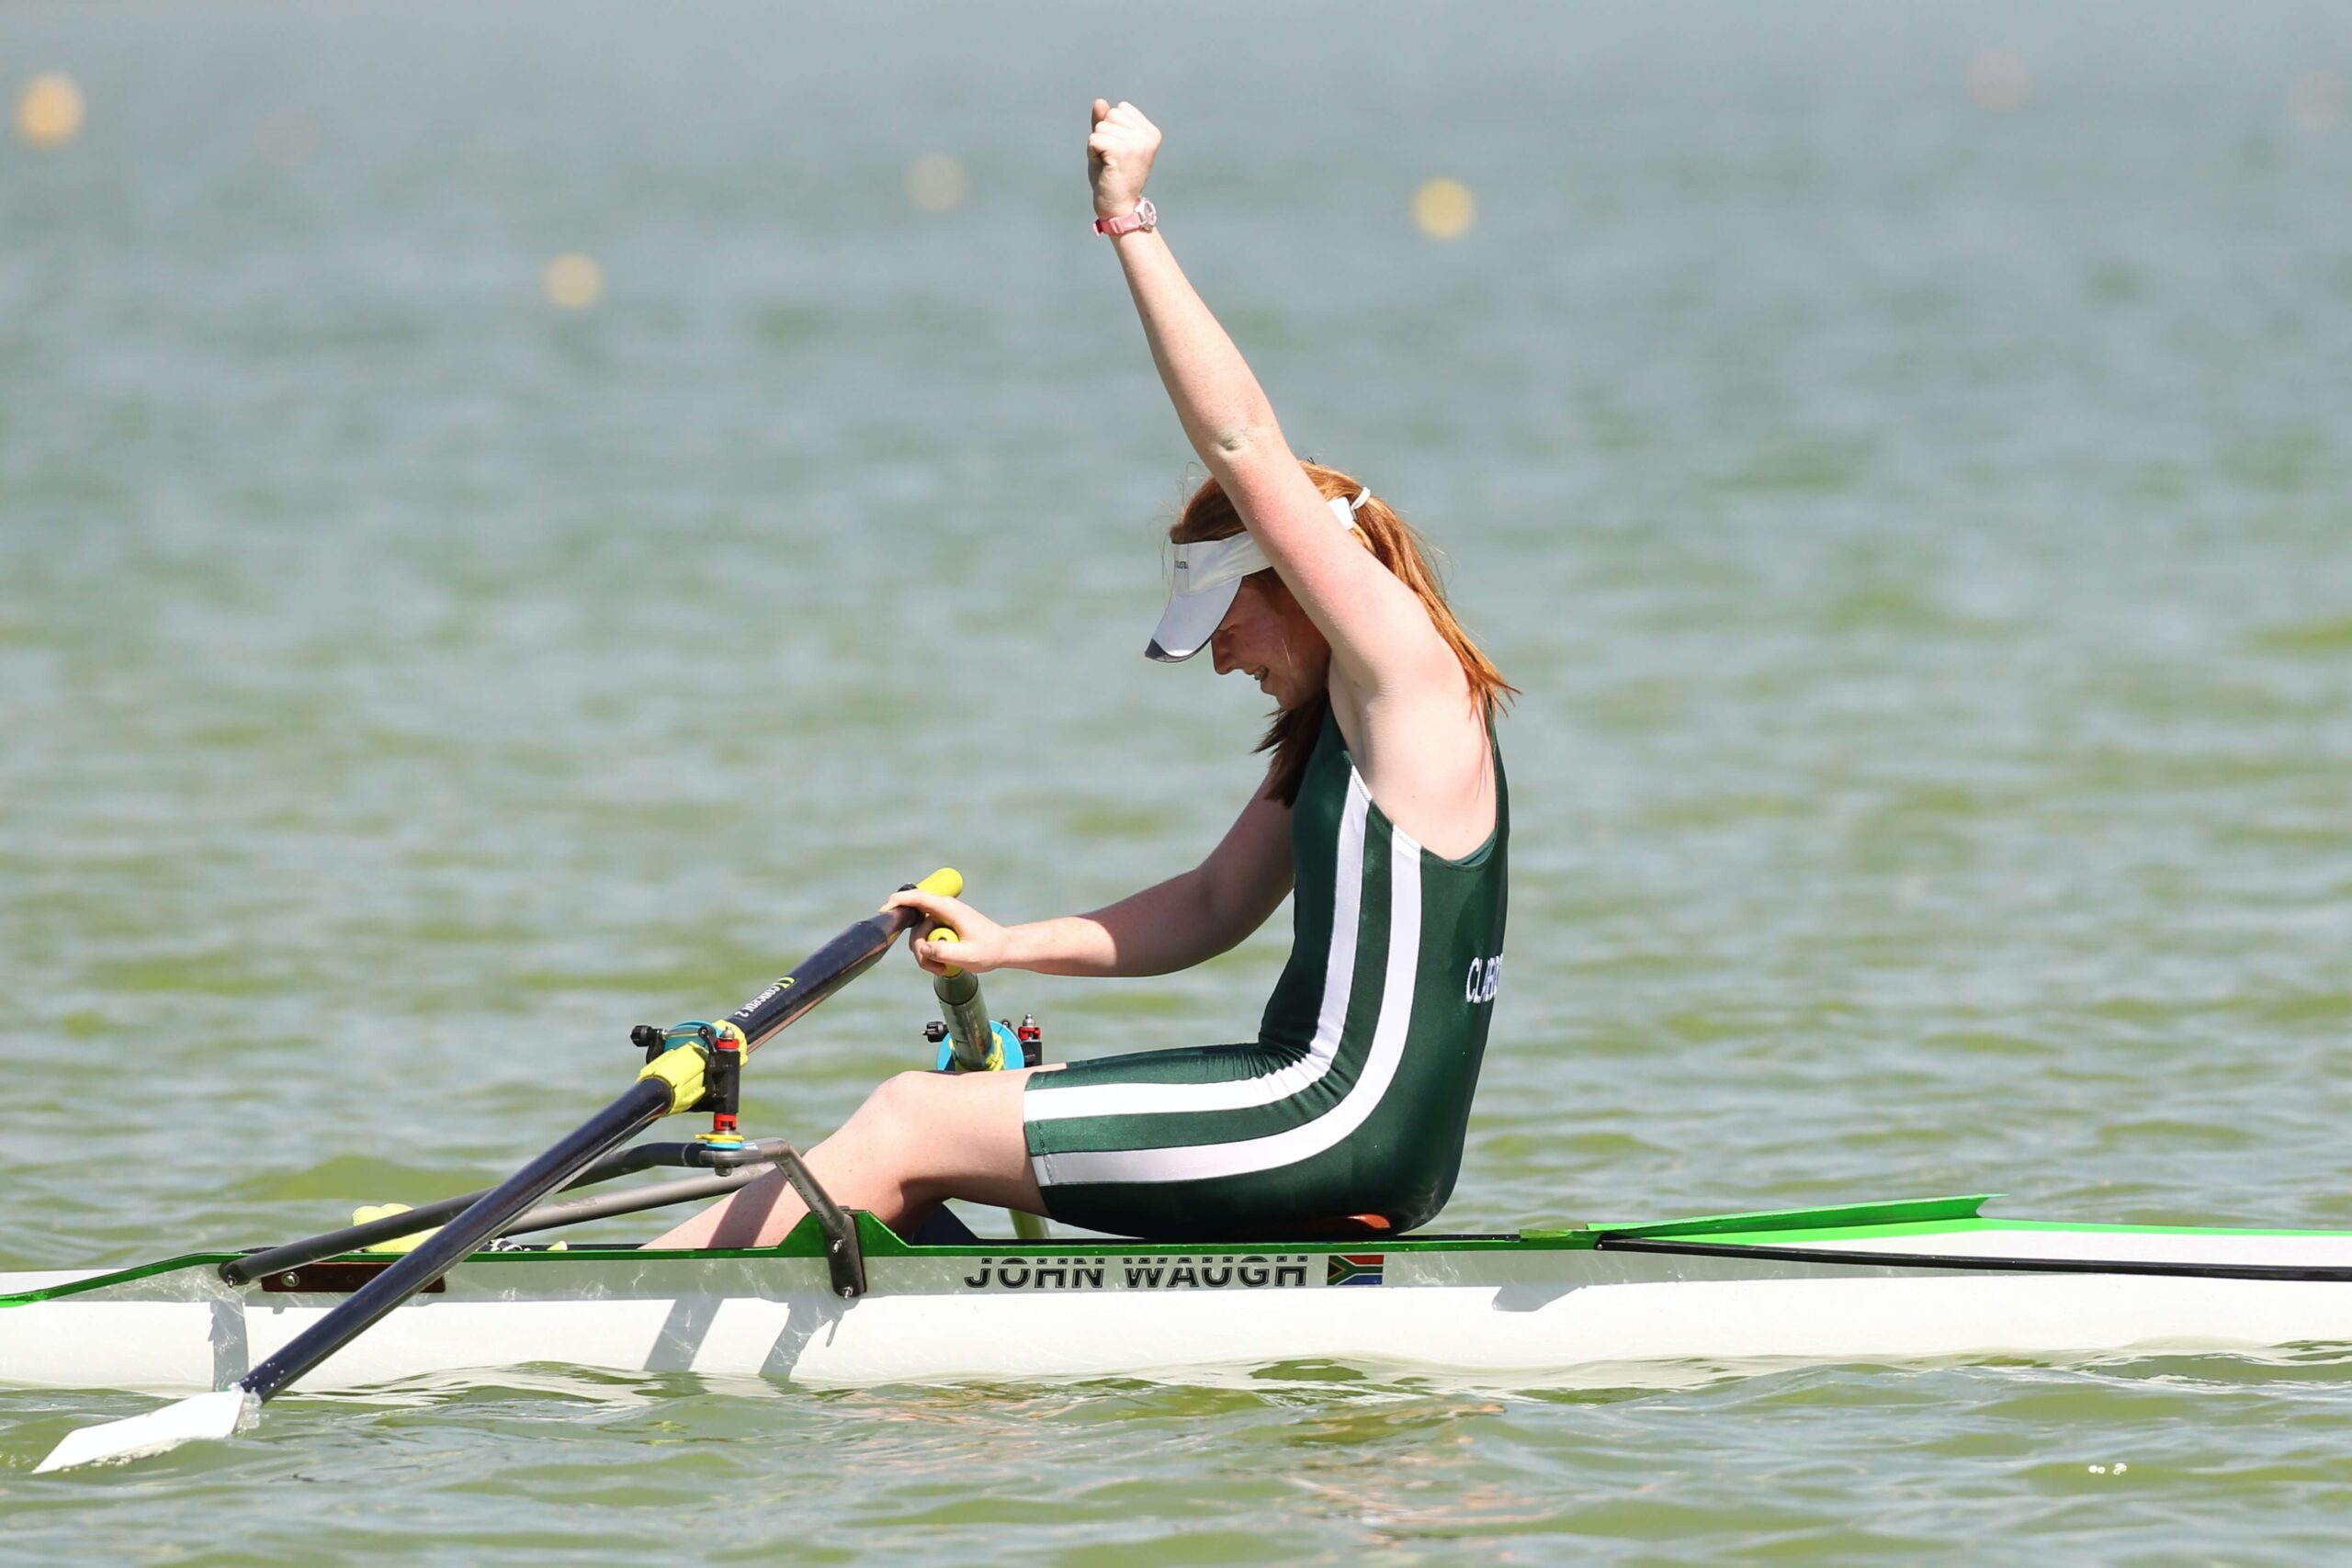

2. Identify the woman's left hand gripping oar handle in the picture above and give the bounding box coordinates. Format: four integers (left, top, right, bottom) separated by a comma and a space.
884, 878, 1011, 981
889, 869, 968, 959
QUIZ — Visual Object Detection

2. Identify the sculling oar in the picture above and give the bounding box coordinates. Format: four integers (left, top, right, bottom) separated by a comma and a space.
924, 930, 1050, 1242
36, 868, 962, 1474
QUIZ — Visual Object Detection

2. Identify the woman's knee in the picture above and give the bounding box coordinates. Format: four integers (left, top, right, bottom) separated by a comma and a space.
852, 1069, 950, 1140
842, 1068, 1034, 1191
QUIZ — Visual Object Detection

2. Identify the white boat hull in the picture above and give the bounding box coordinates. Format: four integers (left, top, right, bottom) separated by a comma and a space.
14, 1199, 2352, 1394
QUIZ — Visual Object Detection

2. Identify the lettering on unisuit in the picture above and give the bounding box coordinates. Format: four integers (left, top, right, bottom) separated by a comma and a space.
1464, 953, 1503, 1005
959, 1255, 1311, 1291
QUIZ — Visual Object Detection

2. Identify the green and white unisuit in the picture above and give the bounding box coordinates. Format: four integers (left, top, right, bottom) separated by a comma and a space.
1024, 705, 1509, 1240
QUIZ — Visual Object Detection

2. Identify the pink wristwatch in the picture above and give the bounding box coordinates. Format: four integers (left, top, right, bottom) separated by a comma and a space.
1093, 198, 1157, 236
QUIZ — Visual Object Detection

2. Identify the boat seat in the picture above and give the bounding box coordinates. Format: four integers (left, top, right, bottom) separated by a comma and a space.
1083, 1213, 1410, 1244
1242, 1213, 1407, 1242
906, 1210, 1409, 1246
906, 1206, 985, 1246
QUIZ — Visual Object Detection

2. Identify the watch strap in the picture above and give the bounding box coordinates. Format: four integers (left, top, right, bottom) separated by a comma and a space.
1092, 197, 1157, 236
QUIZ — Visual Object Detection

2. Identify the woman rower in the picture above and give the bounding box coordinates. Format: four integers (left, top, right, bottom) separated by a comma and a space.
651, 100, 1512, 1247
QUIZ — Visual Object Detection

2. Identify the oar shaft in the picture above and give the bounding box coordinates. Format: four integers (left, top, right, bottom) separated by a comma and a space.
237, 1077, 673, 1404
931, 964, 996, 1071
725, 870, 959, 1053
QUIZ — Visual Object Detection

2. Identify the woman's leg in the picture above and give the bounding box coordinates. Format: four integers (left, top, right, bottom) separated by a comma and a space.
646, 1066, 1045, 1249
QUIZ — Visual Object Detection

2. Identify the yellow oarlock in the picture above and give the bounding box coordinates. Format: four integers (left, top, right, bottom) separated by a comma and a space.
636, 1017, 753, 1116
637, 1034, 710, 1114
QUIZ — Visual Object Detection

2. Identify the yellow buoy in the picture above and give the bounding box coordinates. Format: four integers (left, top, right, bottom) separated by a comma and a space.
1413, 178, 1476, 241
17, 73, 85, 149
544, 253, 604, 310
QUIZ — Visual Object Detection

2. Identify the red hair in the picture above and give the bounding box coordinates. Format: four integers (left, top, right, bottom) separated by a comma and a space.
1171, 463, 1517, 806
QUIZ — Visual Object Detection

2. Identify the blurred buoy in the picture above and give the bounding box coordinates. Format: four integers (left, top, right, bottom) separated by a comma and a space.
1967, 50, 2030, 113
2288, 70, 2344, 134
544, 254, 604, 310
257, 107, 319, 167
1413, 178, 1476, 241
907, 153, 967, 214
17, 73, 85, 148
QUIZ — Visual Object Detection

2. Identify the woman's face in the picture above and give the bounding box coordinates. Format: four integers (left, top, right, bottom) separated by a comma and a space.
1208, 572, 1329, 711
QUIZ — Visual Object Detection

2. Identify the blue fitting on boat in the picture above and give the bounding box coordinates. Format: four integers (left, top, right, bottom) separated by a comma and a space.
936, 1019, 1022, 1074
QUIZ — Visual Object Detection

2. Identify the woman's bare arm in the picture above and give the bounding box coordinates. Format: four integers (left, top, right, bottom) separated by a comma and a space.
1088, 100, 1454, 695
884, 784, 1293, 978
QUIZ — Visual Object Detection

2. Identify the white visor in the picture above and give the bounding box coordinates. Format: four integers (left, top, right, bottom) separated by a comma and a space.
1146, 492, 1367, 663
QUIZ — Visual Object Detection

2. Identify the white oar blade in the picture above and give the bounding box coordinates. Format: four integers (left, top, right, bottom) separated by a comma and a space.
35, 1388, 255, 1474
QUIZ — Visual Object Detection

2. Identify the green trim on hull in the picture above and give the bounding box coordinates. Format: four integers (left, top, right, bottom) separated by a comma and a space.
1682, 1214, 2352, 1248
0, 1253, 236, 1309
20, 1198, 2352, 1311
1568, 1194, 1998, 1243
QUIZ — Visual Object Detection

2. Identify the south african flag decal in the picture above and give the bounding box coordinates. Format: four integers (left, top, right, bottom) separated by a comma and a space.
1327, 1254, 1385, 1287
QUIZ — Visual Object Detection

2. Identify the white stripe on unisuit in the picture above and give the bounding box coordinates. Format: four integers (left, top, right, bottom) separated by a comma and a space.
1025, 774, 1372, 1125
1033, 818, 1422, 1188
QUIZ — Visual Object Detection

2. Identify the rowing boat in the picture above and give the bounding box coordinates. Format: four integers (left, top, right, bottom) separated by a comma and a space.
15, 1194, 2352, 1396
24, 874, 2352, 1472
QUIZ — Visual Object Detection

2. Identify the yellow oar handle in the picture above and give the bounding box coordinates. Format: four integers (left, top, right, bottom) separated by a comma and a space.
912, 869, 968, 976
914, 868, 964, 970
919, 868, 967, 977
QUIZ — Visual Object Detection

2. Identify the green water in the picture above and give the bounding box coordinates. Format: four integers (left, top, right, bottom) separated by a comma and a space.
6, 0, 2350, 1557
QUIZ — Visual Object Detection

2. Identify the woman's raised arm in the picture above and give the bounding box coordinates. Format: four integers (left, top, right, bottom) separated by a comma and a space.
1087, 100, 1450, 694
